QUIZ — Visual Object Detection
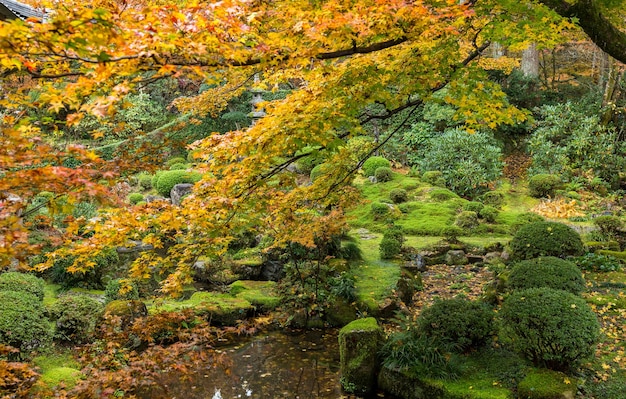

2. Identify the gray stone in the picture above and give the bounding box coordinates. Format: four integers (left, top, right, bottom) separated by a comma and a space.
170, 183, 193, 206
467, 254, 484, 264
368, 176, 377, 183
445, 249, 468, 265
145, 194, 169, 203
339, 318, 383, 395
484, 252, 502, 263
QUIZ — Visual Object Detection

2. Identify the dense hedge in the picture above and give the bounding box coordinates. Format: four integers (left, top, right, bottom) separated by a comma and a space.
509, 221, 584, 260
508, 257, 585, 295
417, 298, 494, 352
0, 291, 52, 353
362, 156, 391, 177
0, 272, 45, 301
49, 295, 105, 344
499, 288, 600, 370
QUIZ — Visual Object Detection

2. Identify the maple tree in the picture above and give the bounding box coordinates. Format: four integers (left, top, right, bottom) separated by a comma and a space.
0, 0, 609, 293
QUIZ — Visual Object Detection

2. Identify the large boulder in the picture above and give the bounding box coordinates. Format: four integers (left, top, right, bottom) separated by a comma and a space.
170, 183, 193, 206
339, 317, 384, 395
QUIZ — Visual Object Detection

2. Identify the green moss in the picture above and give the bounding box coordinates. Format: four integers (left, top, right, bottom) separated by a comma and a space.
339, 318, 383, 394
33, 353, 82, 389
43, 283, 61, 307
598, 250, 626, 261
229, 280, 279, 310
443, 378, 512, 399
518, 369, 576, 399
339, 317, 379, 334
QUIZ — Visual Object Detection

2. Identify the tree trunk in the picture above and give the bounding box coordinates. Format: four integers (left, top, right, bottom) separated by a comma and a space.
521, 43, 540, 78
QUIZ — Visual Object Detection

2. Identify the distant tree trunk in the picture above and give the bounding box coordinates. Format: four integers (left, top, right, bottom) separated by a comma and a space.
521, 43, 540, 78
491, 42, 505, 59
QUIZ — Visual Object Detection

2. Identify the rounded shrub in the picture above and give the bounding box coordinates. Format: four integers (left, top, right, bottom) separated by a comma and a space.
463, 201, 484, 213
528, 174, 562, 198
154, 170, 202, 197
510, 212, 545, 234
128, 193, 144, 205
499, 287, 600, 370
508, 257, 585, 295
168, 162, 190, 170
165, 157, 187, 167
0, 291, 52, 353
430, 188, 458, 201
510, 221, 584, 260
417, 298, 494, 352
379, 237, 402, 259
104, 279, 140, 303
389, 188, 408, 204
49, 294, 105, 344
374, 167, 393, 183
422, 170, 445, 186
340, 242, 363, 261
370, 202, 389, 219
455, 211, 479, 229
441, 226, 463, 242
362, 156, 391, 177
593, 215, 623, 239
0, 272, 45, 301
479, 205, 499, 223
137, 173, 153, 190
481, 191, 504, 207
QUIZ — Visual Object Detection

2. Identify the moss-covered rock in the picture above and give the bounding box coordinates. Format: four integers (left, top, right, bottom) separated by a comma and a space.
326, 298, 358, 327
229, 280, 279, 312
518, 369, 576, 399
339, 317, 383, 395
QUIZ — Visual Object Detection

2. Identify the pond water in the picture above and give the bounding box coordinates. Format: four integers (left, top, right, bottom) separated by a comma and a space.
152, 329, 394, 399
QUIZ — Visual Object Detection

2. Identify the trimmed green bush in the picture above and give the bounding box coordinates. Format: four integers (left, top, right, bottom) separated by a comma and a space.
593, 215, 623, 239
374, 167, 393, 182
128, 193, 144, 205
362, 156, 391, 177
389, 188, 408, 204
370, 202, 389, 219
528, 174, 562, 198
168, 162, 190, 170
510, 221, 584, 260
137, 173, 153, 190
455, 211, 478, 229
0, 272, 45, 301
430, 188, 457, 201
417, 298, 494, 352
154, 170, 202, 197
0, 291, 52, 354
441, 226, 463, 242
508, 257, 585, 295
48, 295, 104, 344
104, 279, 140, 303
340, 242, 363, 261
499, 287, 600, 370
481, 191, 504, 207
380, 226, 404, 260
479, 205, 499, 223
422, 170, 445, 186
165, 157, 187, 167
463, 201, 484, 213
510, 212, 545, 233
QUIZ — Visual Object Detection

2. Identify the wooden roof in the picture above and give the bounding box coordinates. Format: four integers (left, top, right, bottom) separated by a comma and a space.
0, 0, 45, 21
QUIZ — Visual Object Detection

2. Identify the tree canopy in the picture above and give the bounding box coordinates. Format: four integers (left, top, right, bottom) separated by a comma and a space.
0, 0, 623, 294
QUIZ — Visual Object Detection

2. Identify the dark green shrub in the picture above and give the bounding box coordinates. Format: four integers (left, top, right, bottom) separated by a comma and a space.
137, 173, 153, 190
481, 191, 504, 207
479, 206, 499, 223
128, 193, 144, 205
528, 174, 562, 198
330, 272, 357, 302
593, 216, 623, 239
508, 257, 585, 295
370, 202, 389, 219
0, 291, 52, 354
104, 279, 140, 303
463, 201, 484, 213
362, 156, 391, 177
571, 253, 623, 272
510, 221, 584, 260
340, 242, 362, 261
499, 287, 600, 370
154, 170, 202, 197
441, 226, 463, 242
165, 157, 187, 167
455, 211, 478, 229
48, 294, 104, 344
417, 298, 494, 352
168, 162, 189, 170
510, 212, 545, 233
0, 272, 45, 301
389, 188, 408, 204
379, 226, 404, 259
430, 188, 457, 201
374, 167, 393, 182
422, 170, 444, 186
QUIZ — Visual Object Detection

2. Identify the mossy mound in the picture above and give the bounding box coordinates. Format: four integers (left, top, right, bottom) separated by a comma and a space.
40, 367, 82, 389
229, 280, 279, 311
518, 369, 576, 399
155, 292, 253, 325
